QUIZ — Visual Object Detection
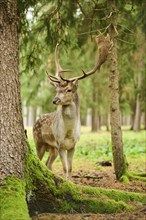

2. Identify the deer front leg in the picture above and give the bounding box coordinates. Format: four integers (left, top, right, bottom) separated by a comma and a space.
67, 147, 75, 180
59, 149, 68, 180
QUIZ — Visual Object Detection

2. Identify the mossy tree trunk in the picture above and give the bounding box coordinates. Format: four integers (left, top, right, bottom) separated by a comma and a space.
107, 0, 127, 180
0, 0, 27, 183
0, 1, 29, 219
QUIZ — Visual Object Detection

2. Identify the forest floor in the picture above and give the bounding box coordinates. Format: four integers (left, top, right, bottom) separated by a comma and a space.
32, 159, 146, 220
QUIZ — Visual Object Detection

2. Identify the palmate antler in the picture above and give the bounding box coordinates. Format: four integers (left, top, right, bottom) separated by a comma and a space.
48, 33, 112, 83
60, 33, 112, 82
48, 43, 72, 84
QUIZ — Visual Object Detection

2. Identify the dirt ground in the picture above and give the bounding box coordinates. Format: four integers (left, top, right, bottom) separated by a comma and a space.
32, 162, 146, 220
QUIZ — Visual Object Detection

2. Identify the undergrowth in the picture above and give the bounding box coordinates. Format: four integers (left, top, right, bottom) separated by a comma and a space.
27, 127, 145, 172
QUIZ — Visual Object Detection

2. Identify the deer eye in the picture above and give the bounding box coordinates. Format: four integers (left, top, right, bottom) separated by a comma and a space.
67, 89, 72, 93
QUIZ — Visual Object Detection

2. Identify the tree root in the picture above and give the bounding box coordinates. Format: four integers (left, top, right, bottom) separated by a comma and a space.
1, 146, 146, 220
120, 171, 146, 183
25, 146, 146, 217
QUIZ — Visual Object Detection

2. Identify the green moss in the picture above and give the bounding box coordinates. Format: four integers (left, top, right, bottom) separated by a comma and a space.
120, 174, 129, 184
24, 144, 146, 215
80, 184, 146, 204
51, 181, 135, 213
54, 182, 133, 213
0, 177, 30, 220
25, 145, 61, 194
129, 172, 146, 177
79, 198, 133, 213
59, 200, 74, 213
127, 172, 146, 182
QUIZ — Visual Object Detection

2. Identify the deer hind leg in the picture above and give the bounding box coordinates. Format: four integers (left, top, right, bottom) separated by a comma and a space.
46, 147, 58, 170
59, 149, 68, 180
67, 148, 75, 180
36, 145, 46, 161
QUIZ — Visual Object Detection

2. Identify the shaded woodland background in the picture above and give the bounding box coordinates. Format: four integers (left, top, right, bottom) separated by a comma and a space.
0, 1, 146, 219
20, 0, 146, 132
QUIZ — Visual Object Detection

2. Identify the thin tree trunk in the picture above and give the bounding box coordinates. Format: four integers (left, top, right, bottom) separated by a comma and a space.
91, 77, 97, 131
133, 72, 142, 131
106, 113, 110, 131
107, 0, 127, 180
91, 76, 100, 132
133, 95, 141, 131
91, 108, 98, 131
0, 0, 27, 183
144, 112, 146, 130
130, 102, 136, 130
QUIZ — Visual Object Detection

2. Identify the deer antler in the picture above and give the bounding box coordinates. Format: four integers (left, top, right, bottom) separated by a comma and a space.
47, 43, 72, 84
55, 43, 72, 78
60, 33, 111, 82
47, 73, 60, 83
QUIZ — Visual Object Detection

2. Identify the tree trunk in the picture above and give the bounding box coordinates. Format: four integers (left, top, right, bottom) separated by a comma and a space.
131, 28, 145, 131
133, 72, 142, 131
0, 0, 27, 183
130, 102, 136, 130
144, 112, 146, 130
133, 95, 141, 131
91, 76, 100, 132
105, 113, 110, 131
0, 1, 30, 219
91, 108, 98, 131
107, 0, 127, 180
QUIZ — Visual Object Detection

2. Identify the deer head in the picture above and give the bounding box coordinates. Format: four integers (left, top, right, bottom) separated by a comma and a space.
52, 80, 78, 105
47, 43, 78, 106
48, 34, 111, 105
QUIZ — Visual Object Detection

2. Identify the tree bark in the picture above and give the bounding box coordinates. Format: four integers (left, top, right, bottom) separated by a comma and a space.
131, 28, 145, 131
133, 65, 143, 132
130, 102, 136, 130
133, 94, 141, 131
144, 112, 146, 130
105, 113, 110, 131
107, 0, 127, 180
92, 108, 98, 131
0, 0, 27, 182
91, 76, 100, 132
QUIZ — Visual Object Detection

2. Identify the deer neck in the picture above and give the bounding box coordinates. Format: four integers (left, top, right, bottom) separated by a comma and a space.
55, 93, 80, 143
58, 93, 80, 121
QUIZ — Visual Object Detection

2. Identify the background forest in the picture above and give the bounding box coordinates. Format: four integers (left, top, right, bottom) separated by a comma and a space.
0, 0, 146, 219
20, 0, 146, 132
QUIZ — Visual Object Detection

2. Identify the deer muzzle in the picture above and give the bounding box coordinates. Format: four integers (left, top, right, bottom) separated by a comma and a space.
53, 97, 60, 105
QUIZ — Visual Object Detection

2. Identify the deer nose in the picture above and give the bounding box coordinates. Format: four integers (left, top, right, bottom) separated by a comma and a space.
53, 97, 60, 104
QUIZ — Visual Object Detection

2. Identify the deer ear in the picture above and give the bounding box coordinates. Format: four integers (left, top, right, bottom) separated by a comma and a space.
72, 79, 78, 89
73, 79, 78, 86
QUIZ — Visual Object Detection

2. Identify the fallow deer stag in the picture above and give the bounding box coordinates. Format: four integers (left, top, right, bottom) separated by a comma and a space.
33, 34, 111, 180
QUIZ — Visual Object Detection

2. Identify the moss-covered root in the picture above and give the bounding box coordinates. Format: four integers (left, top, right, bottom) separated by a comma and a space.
128, 172, 146, 182
0, 177, 30, 220
120, 171, 146, 183
25, 145, 146, 216
55, 182, 135, 214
